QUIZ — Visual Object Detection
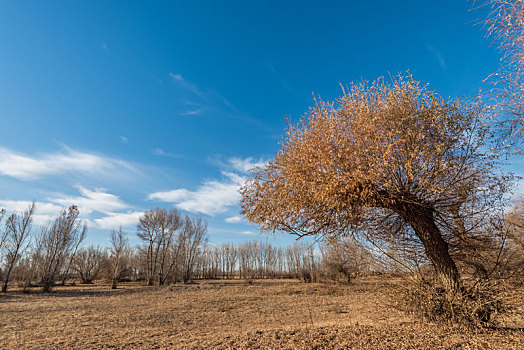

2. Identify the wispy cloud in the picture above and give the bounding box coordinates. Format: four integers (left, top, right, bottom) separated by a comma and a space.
180, 109, 202, 116
120, 136, 128, 144
93, 211, 143, 230
229, 157, 267, 173
170, 72, 232, 109
267, 63, 293, 92
225, 215, 242, 224
50, 185, 130, 216
0, 186, 141, 230
207, 226, 258, 237
149, 172, 244, 216
0, 200, 63, 226
426, 44, 447, 71
169, 72, 273, 132
0, 147, 135, 181
152, 148, 183, 159
169, 73, 206, 99
147, 156, 265, 216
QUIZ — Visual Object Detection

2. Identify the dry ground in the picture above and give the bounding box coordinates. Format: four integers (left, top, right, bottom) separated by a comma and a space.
0, 278, 523, 349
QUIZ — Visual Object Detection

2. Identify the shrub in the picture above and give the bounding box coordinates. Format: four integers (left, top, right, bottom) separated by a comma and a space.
392, 278, 507, 328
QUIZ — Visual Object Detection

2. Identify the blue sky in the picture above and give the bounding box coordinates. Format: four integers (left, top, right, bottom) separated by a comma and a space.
0, 1, 521, 247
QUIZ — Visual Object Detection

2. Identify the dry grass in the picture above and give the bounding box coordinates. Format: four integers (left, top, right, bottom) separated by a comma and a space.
0, 278, 523, 349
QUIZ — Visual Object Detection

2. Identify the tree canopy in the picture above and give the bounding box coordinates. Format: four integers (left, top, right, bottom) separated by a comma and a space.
484, 0, 524, 152
241, 76, 508, 291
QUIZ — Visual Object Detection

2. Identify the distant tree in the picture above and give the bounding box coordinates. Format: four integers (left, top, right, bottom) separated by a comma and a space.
73, 246, 105, 284
285, 242, 307, 279
109, 227, 128, 289
0, 209, 7, 251
505, 197, 524, 273
36, 205, 87, 292
241, 76, 508, 293
1, 203, 34, 292
507, 198, 524, 248
60, 218, 86, 285
180, 215, 207, 283
238, 241, 258, 279
321, 238, 371, 284
137, 208, 183, 285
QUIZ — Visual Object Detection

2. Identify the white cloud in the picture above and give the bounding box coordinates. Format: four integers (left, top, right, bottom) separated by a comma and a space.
229, 157, 266, 173
93, 211, 143, 230
225, 215, 242, 224
50, 185, 130, 216
148, 156, 266, 216
0, 200, 60, 214
0, 200, 63, 226
0, 147, 134, 181
149, 172, 244, 216
120, 136, 128, 143
0, 186, 137, 229
152, 148, 183, 159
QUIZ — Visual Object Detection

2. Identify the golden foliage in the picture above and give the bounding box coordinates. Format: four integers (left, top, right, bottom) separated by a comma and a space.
241, 75, 500, 240
483, 0, 524, 151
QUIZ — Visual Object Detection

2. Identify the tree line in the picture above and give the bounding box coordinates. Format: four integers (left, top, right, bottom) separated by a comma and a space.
0, 205, 398, 292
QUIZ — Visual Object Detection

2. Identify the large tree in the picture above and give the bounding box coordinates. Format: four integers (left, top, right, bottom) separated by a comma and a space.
240, 76, 507, 292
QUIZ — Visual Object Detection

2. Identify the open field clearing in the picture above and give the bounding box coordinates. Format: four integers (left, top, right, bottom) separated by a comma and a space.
1, 278, 523, 349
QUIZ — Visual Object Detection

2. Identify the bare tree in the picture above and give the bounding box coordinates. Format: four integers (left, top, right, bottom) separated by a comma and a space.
238, 241, 256, 279
60, 219, 86, 285
507, 197, 524, 250
1, 203, 34, 292
0, 209, 6, 251
241, 75, 508, 293
503, 197, 524, 275
73, 246, 105, 284
180, 215, 207, 283
109, 227, 129, 289
137, 208, 183, 285
285, 243, 306, 279
37, 205, 87, 292
321, 237, 371, 284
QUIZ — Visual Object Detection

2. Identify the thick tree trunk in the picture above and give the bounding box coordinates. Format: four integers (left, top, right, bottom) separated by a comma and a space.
398, 204, 461, 293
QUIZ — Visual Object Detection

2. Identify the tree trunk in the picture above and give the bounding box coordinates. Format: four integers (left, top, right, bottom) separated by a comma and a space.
399, 204, 461, 293
1, 278, 9, 293
2, 263, 15, 293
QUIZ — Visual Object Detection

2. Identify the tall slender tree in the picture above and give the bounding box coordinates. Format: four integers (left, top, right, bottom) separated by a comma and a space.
1, 203, 34, 292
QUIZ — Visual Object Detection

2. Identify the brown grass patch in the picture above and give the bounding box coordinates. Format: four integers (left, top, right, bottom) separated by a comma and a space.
0, 278, 522, 349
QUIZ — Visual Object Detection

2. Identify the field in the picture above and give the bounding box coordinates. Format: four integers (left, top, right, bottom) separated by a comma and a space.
1, 278, 523, 349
